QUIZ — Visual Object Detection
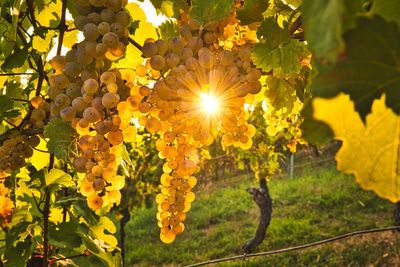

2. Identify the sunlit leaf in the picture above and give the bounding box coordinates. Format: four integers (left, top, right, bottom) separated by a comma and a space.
45, 168, 74, 187
32, 31, 54, 53
313, 94, 400, 202
29, 137, 50, 170
189, 0, 233, 25
89, 216, 118, 248
310, 16, 400, 120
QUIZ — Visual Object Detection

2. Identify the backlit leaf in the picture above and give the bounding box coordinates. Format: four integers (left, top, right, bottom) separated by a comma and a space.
313, 94, 400, 202
189, 0, 233, 25
89, 216, 118, 248
310, 15, 400, 120
43, 118, 75, 161
237, 0, 269, 25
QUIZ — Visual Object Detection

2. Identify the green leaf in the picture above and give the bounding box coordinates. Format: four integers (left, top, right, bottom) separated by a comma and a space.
45, 168, 74, 187
43, 118, 75, 161
300, 100, 334, 145
48, 222, 82, 248
309, 15, 400, 120
189, 0, 233, 25
158, 19, 177, 40
302, 0, 345, 64
252, 40, 307, 77
372, 0, 400, 28
0, 95, 20, 121
1, 45, 28, 71
265, 76, 296, 113
237, 0, 268, 25
252, 18, 309, 77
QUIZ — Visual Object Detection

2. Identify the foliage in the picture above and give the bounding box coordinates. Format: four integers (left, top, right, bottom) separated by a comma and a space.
312, 94, 400, 202
0, 0, 398, 265
125, 169, 396, 266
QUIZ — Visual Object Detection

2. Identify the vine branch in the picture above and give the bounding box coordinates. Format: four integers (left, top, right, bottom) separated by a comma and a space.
128, 37, 143, 52
57, 0, 68, 55
289, 15, 302, 35
186, 225, 400, 267
42, 154, 54, 267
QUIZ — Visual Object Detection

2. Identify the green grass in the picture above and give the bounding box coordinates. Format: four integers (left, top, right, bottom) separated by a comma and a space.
124, 167, 400, 266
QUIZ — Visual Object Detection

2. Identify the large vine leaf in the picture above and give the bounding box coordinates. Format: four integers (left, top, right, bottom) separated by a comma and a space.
372, 0, 400, 28
237, 0, 268, 25
313, 93, 400, 202
43, 118, 75, 161
252, 18, 309, 77
310, 15, 400, 120
189, 0, 233, 25
302, 0, 345, 63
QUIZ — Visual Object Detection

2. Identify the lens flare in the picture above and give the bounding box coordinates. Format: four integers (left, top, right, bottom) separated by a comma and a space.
200, 93, 219, 114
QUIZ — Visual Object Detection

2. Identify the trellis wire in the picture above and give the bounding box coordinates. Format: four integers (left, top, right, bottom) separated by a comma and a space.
185, 226, 400, 267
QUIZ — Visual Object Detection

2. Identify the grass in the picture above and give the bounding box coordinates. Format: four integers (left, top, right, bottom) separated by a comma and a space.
124, 167, 400, 266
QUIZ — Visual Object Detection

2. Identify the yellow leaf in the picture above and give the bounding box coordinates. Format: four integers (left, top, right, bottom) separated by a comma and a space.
63, 21, 78, 49
125, 3, 157, 45
313, 93, 400, 202
35, 2, 61, 27
29, 137, 49, 170
89, 217, 118, 248
32, 32, 54, 53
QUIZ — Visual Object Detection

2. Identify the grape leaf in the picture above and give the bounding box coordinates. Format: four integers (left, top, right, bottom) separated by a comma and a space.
63, 21, 78, 49
0, 95, 20, 121
302, 0, 345, 63
48, 221, 82, 248
252, 40, 308, 77
312, 93, 400, 202
265, 76, 296, 113
35, 1, 61, 27
1, 45, 28, 71
310, 15, 400, 120
158, 19, 178, 40
126, 3, 157, 45
43, 118, 75, 161
252, 18, 308, 77
89, 216, 118, 248
32, 31, 54, 53
237, 0, 268, 25
300, 101, 334, 145
45, 168, 74, 188
29, 137, 50, 170
302, 0, 367, 64
372, 0, 400, 28
189, 0, 233, 25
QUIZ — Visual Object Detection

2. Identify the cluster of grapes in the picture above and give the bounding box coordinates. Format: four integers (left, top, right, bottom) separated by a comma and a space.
0, 133, 40, 172
48, 0, 137, 210
136, 13, 260, 242
0, 177, 14, 227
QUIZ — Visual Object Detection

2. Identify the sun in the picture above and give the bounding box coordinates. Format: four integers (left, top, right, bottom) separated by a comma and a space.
200, 93, 219, 114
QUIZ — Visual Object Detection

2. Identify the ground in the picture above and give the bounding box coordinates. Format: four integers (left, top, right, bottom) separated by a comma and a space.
125, 167, 400, 266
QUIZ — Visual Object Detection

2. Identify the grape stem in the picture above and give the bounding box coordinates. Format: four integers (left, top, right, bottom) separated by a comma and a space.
128, 37, 143, 51
288, 15, 302, 35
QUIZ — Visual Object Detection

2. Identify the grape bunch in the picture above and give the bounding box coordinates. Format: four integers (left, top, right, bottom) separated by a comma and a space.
0, 133, 40, 172
136, 12, 260, 242
48, 0, 137, 211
